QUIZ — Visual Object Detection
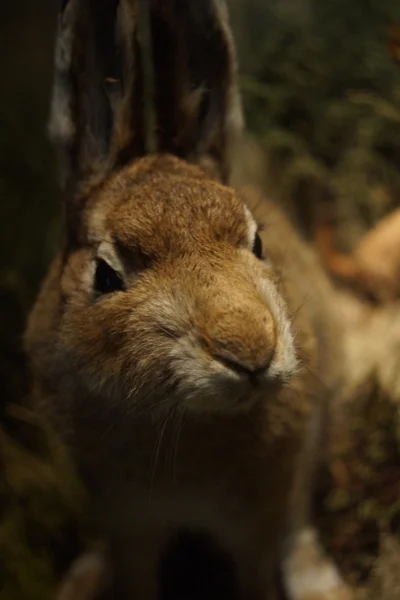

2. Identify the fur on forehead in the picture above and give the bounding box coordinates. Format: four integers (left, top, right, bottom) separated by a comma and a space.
86, 155, 251, 254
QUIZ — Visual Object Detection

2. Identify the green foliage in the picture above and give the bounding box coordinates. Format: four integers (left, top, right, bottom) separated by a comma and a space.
237, 0, 400, 248
0, 405, 86, 600
0, 1, 61, 405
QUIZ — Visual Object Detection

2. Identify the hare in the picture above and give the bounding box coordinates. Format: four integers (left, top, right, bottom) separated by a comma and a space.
26, 0, 352, 599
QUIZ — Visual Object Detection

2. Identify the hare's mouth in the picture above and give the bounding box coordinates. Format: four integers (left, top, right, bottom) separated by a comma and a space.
164, 334, 295, 415
208, 349, 274, 385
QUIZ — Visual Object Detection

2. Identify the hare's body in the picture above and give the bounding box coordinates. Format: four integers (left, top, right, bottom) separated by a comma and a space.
27, 158, 338, 598
27, 1, 351, 599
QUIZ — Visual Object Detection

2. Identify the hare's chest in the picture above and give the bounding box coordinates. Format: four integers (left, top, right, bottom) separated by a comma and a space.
100, 489, 263, 600
97, 454, 293, 600
86, 413, 301, 598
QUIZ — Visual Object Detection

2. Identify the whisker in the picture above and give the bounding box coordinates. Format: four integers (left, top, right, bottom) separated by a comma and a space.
129, 397, 172, 420
171, 406, 186, 483
155, 324, 181, 341
289, 291, 316, 326
276, 235, 293, 295
149, 409, 174, 503
302, 362, 329, 392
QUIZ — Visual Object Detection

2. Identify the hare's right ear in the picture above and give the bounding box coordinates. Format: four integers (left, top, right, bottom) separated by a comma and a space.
49, 0, 144, 191
150, 0, 243, 183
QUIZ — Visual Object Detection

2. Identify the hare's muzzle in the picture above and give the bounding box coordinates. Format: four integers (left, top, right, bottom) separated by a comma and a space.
158, 257, 299, 414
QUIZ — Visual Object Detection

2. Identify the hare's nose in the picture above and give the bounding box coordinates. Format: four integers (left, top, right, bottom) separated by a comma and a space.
199, 303, 277, 379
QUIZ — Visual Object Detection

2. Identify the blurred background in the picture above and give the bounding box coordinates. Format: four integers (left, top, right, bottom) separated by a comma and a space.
0, 1, 60, 405
1, 1, 400, 596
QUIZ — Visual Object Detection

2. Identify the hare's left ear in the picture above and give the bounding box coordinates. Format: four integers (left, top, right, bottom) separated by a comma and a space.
49, 0, 145, 192
150, 0, 243, 183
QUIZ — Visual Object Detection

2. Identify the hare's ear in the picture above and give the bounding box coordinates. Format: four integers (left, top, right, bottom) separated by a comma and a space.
49, 0, 144, 191
150, 0, 243, 183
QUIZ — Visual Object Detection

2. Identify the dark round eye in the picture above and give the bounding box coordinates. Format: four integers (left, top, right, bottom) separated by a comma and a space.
94, 259, 125, 295
252, 232, 263, 259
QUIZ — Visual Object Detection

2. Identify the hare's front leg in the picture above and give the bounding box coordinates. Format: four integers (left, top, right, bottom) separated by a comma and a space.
56, 548, 108, 600
281, 403, 354, 600
282, 527, 353, 600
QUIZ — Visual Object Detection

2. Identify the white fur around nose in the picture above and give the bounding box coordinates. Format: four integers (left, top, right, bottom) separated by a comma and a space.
243, 204, 298, 381
258, 277, 298, 381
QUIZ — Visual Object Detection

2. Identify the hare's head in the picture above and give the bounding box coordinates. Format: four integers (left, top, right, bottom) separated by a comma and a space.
28, 0, 297, 418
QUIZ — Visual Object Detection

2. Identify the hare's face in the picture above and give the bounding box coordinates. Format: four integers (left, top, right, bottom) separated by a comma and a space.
59, 156, 297, 415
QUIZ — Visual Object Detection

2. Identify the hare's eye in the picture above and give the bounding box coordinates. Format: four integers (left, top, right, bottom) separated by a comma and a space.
94, 259, 125, 295
252, 232, 263, 259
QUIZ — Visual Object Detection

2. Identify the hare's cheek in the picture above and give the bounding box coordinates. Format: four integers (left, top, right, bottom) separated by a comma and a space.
59, 297, 127, 372
60, 249, 96, 299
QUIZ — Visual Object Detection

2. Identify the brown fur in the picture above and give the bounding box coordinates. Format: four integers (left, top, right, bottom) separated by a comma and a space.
26, 1, 349, 599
